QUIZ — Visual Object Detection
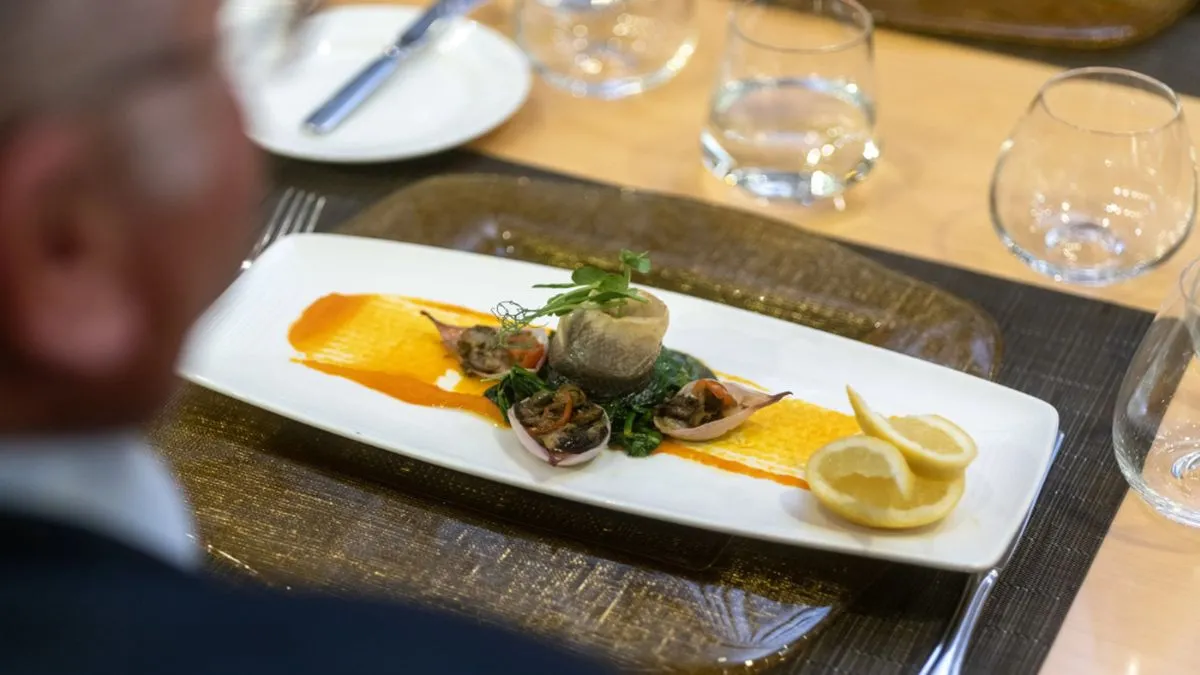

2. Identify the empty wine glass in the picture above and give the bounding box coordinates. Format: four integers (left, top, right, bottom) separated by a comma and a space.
1115, 258, 1200, 527
515, 0, 697, 99
991, 67, 1197, 285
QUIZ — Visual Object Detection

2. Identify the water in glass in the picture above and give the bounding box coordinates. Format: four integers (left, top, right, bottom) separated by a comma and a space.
702, 0, 878, 204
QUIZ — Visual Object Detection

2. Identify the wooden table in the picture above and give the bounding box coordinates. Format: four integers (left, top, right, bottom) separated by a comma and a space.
323, 1, 1200, 672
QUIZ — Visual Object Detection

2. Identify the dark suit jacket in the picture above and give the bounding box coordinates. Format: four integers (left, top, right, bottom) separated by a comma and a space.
0, 514, 615, 675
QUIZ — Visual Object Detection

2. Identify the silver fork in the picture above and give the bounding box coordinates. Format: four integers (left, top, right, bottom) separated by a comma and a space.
242, 188, 326, 270
918, 431, 1066, 675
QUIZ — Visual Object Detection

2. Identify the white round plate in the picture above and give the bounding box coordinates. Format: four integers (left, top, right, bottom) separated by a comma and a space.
219, 4, 531, 164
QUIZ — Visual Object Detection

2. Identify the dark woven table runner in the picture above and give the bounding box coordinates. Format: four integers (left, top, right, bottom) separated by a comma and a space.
261, 152, 1151, 674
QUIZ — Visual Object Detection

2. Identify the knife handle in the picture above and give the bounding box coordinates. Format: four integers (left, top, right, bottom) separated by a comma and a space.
302, 55, 400, 135
920, 569, 998, 675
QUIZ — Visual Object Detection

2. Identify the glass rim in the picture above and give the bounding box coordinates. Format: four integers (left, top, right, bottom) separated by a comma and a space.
1035, 66, 1183, 137
1180, 257, 1200, 314
730, 0, 874, 55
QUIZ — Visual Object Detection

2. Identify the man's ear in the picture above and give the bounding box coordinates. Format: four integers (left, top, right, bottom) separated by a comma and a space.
0, 121, 145, 379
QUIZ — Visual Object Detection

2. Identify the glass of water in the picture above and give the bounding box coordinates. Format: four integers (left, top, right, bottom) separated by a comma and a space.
515, 0, 697, 99
701, 0, 878, 204
991, 68, 1196, 285
1115, 258, 1200, 527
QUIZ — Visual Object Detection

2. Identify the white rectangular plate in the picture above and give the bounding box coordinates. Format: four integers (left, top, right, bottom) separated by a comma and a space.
180, 234, 1059, 571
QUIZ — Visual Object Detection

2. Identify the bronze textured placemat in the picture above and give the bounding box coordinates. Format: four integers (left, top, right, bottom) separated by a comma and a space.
151, 153, 1148, 674
153, 168, 998, 673
963, 5, 1200, 91
857, 0, 1196, 48
156, 385, 883, 672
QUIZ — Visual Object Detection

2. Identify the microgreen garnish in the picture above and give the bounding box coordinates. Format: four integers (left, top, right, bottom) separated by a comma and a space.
494, 250, 652, 339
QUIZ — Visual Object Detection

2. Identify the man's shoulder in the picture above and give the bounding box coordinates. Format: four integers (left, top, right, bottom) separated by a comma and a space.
0, 515, 614, 675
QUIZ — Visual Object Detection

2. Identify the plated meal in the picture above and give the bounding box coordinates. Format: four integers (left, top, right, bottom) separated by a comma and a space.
181, 234, 1059, 571
288, 250, 978, 530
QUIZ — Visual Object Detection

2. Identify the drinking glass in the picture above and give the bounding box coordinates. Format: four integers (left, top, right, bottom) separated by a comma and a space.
701, 0, 879, 204
1115, 258, 1200, 527
515, 0, 697, 99
991, 67, 1197, 285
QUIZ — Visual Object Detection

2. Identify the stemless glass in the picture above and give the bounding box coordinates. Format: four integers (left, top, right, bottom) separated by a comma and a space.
701, 0, 879, 204
991, 67, 1197, 285
515, 0, 697, 99
1115, 258, 1200, 527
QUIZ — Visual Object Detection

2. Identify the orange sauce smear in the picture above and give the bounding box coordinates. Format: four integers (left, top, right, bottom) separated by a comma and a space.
658, 399, 860, 489
657, 441, 810, 489
302, 360, 503, 424
288, 293, 858, 489
288, 293, 501, 423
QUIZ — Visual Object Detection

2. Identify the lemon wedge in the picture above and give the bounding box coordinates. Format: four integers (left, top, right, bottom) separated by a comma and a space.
846, 387, 977, 480
805, 435, 915, 500
806, 436, 965, 529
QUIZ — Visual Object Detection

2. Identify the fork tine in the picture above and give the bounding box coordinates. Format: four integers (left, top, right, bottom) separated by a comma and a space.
283, 190, 316, 237
251, 187, 296, 260
301, 196, 326, 234
278, 191, 311, 238
243, 189, 326, 271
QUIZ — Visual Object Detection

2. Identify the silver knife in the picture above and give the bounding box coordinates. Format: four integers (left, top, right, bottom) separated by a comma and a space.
302, 0, 488, 135
918, 430, 1066, 675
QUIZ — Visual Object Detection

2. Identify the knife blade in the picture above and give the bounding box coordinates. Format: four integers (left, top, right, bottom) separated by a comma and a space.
918, 430, 1066, 675
302, 0, 488, 136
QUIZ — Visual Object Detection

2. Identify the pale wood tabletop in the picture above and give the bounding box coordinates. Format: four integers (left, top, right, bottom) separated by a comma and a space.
323, 1, 1200, 672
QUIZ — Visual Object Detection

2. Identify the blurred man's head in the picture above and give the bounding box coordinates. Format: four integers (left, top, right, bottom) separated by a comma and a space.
0, 0, 262, 432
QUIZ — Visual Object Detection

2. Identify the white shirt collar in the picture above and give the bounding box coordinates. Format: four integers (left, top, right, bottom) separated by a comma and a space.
0, 430, 200, 570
